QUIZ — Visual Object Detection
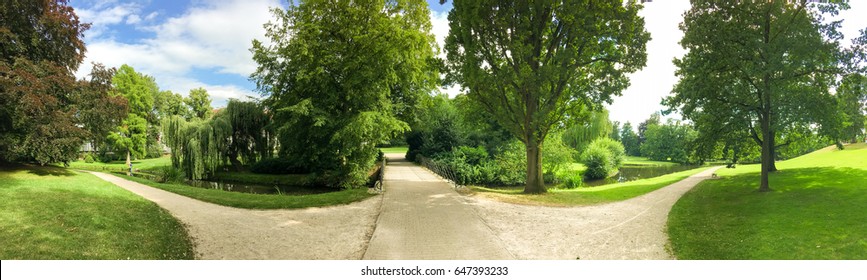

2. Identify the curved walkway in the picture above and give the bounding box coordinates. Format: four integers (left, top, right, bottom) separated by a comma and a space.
88, 156, 720, 260
362, 154, 513, 259
467, 166, 722, 259
86, 171, 381, 260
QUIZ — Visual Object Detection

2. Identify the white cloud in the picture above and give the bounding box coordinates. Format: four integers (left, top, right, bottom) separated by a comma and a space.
75, 0, 281, 107
430, 10, 463, 97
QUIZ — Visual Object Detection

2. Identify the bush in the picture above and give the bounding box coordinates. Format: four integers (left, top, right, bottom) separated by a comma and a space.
560, 172, 584, 189
250, 157, 309, 174
581, 138, 626, 179
155, 166, 185, 183
83, 153, 95, 163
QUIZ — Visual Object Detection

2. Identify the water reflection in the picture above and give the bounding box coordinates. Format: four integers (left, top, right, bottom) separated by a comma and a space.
583, 165, 699, 187
185, 180, 332, 195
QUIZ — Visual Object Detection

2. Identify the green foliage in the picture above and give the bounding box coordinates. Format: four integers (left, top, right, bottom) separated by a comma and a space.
445, 0, 650, 193
185, 87, 212, 120
251, 0, 438, 188
560, 172, 584, 189
83, 153, 94, 163
581, 138, 626, 180
250, 158, 309, 175
154, 90, 190, 120
832, 73, 867, 143
640, 120, 698, 164
107, 114, 148, 160
620, 122, 641, 156
225, 99, 275, 167
666, 0, 849, 191
113, 65, 157, 116
562, 109, 613, 154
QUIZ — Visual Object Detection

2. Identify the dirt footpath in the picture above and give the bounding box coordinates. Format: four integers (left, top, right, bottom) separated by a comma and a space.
465, 166, 722, 260
88, 171, 382, 260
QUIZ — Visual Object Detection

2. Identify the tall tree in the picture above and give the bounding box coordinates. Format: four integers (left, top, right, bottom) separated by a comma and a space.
154, 90, 190, 120
834, 73, 866, 143
637, 112, 660, 150
610, 121, 622, 142
445, 0, 649, 193
0, 0, 90, 164
76, 63, 128, 152
111, 64, 157, 165
185, 87, 213, 120
665, 0, 847, 192
251, 0, 439, 187
620, 121, 640, 156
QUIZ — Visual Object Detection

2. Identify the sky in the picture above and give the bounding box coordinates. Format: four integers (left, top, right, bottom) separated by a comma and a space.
71, 0, 867, 127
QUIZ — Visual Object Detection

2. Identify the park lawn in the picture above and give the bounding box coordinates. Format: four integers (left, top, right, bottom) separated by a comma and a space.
668, 143, 867, 259
624, 156, 680, 166
472, 166, 709, 206
379, 146, 409, 154
68, 155, 171, 173
120, 174, 375, 209
0, 164, 193, 259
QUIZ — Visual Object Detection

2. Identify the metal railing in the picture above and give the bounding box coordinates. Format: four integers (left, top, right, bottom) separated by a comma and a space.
416, 155, 462, 189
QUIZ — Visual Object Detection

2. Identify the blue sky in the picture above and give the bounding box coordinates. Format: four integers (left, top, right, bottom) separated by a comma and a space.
71, 0, 867, 126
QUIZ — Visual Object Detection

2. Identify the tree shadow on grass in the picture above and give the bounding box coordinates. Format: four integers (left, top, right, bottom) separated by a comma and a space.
25, 165, 76, 177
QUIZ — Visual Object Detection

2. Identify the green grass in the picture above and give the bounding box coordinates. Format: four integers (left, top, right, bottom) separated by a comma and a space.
67, 156, 171, 173
624, 156, 680, 166
472, 166, 709, 206
0, 164, 193, 259
668, 143, 867, 259
379, 146, 408, 154
119, 174, 375, 209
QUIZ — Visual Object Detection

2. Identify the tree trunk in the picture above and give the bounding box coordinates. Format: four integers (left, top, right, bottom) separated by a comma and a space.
524, 142, 546, 194
768, 133, 777, 172
125, 150, 132, 176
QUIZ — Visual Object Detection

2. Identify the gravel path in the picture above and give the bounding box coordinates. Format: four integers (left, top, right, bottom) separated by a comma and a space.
465, 166, 722, 260
87, 171, 381, 260
363, 154, 513, 259
88, 158, 719, 260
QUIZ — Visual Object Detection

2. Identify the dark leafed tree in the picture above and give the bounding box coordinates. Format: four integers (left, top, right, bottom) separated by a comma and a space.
665, 0, 849, 192
0, 0, 91, 164
251, 0, 439, 187
76, 63, 128, 152
445, 0, 650, 193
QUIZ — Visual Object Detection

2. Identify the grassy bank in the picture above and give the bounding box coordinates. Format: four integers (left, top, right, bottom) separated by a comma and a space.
473, 167, 709, 206
119, 174, 374, 209
668, 143, 867, 259
0, 164, 193, 259
67, 156, 171, 173
379, 146, 409, 154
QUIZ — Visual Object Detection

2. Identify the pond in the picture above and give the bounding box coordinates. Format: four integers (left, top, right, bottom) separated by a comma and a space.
583, 164, 700, 187
185, 180, 334, 195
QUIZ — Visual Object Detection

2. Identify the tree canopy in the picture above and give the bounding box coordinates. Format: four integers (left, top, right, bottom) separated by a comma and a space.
0, 0, 94, 164
665, 0, 850, 192
185, 88, 213, 120
251, 0, 439, 187
445, 0, 649, 193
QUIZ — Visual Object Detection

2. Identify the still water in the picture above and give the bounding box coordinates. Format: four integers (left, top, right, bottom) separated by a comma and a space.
185, 180, 332, 195
582, 165, 700, 187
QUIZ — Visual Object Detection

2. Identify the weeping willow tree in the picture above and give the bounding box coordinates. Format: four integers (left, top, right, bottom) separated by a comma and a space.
162, 100, 274, 180
562, 109, 614, 154
225, 100, 275, 168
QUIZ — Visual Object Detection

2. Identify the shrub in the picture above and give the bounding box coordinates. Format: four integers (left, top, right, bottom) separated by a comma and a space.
155, 166, 185, 183
250, 157, 309, 174
581, 138, 626, 179
560, 172, 584, 189
83, 153, 95, 163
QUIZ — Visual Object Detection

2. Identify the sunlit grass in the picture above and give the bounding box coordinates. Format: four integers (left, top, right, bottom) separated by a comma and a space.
668, 143, 867, 259
379, 146, 409, 154
0, 164, 193, 259
472, 167, 709, 206
67, 155, 171, 173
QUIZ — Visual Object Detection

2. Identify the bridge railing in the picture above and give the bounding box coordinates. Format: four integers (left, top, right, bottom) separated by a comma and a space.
416, 155, 462, 189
